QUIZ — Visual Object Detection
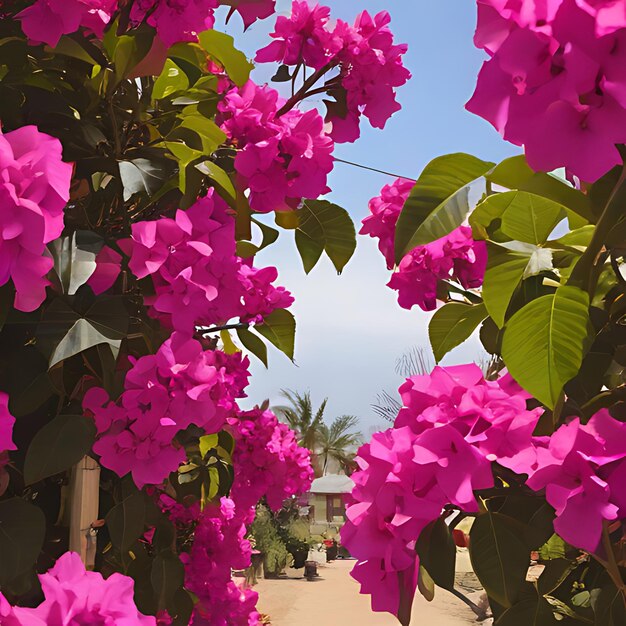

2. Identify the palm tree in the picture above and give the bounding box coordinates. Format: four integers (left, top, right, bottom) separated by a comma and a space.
274, 390, 327, 451
275, 390, 362, 476
317, 415, 362, 476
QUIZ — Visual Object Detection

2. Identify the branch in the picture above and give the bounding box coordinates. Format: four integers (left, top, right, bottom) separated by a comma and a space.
276, 61, 337, 117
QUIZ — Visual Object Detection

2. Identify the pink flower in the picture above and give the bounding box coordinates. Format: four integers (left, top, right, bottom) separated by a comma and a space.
342, 364, 544, 619
83, 333, 250, 488
17, 0, 116, 47
525, 410, 626, 553
8, 552, 155, 625
388, 226, 487, 312
468, 0, 626, 181
0, 392, 16, 454
123, 191, 293, 332
0, 126, 72, 312
360, 178, 415, 269
218, 81, 334, 213
87, 245, 122, 295
225, 0, 276, 29
179, 498, 261, 626
254, 4, 410, 142
229, 408, 313, 510
131, 0, 218, 46
255, 1, 338, 69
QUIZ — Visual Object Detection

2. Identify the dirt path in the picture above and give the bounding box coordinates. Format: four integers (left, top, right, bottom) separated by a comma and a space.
255, 560, 479, 626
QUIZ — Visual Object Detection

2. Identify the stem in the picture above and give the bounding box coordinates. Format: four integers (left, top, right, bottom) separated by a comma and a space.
108, 99, 122, 157
598, 521, 626, 604
276, 61, 337, 117
447, 588, 489, 620
568, 166, 626, 295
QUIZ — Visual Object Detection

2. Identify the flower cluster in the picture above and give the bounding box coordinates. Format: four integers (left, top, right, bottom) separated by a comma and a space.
130, 0, 217, 47
521, 410, 626, 553
360, 178, 415, 269
83, 332, 250, 488
0, 126, 72, 312
468, 0, 626, 181
218, 81, 334, 213
122, 192, 293, 332
342, 364, 543, 618
17, 0, 117, 47
180, 498, 261, 626
361, 179, 487, 311
229, 407, 314, 510
255, 2, 411, 142
0, 552, 154, 625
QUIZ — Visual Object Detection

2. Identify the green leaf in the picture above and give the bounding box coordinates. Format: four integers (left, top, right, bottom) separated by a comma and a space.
487, 155, 593, 225
151, 551, 185, 613
106, 492, 146, 552
251, 217, 280, 251
502, 285, 590, 408
418, 565, 436, 602
119, 158, 176, 202
483, 242, 554, 328
471, 191, 566, 244
51, 36, 98, 64
416, 517, 456, 591
195, 160, 236, 202
592, 585, 626, 626
153, 59, 189, 100
538, 535, 567, 561
236, 327, 268, 367
48, 231, 104, 295
197, 30, 253, 87
469, 512, 530, 608
497, 598, 559, 626
49, 319, 122, 368
255, 309, 296, 360
429, 302, 488, 363
24, 415, 96, 485
296, 200, 357, 274
220, 329, 240, 355
0, 498, 46, 586
179, 115, 226, 153
394, 153, 495, 261
199, 434, 219, 458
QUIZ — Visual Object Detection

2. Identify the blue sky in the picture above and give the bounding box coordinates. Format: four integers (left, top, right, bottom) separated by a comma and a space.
218, 1, 519, 433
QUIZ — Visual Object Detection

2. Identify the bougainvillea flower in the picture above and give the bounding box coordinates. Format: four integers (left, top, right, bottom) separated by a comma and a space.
130, 0, 218, 47
87, 245, 122, 295
17, 0, 116, 47
0, 126, 72, 311
255, 1, 338, 69
525, 411, 626, 552
229, 408, 313, 510
11, 552, 155, 625
123, 192, 293, 332
469, 0, 626, 181
342, 364, 547, 619
387, 226, 487, 311
218, 81, 334, 213
0, 392, 16, 453
83, 334, 250, 487
254, 3, 410, 142
360, 178, 415, 269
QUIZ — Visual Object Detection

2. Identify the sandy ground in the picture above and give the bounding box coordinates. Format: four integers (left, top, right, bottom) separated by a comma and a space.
255, 559, 481, 626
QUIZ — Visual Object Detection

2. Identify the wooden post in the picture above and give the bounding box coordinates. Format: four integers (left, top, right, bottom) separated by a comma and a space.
69, 456, 100, 569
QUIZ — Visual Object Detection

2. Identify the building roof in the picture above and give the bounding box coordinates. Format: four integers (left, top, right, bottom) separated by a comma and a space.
310, 474, 354, 494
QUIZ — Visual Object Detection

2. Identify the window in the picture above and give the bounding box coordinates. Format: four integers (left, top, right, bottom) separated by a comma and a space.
326, 495, 346, 523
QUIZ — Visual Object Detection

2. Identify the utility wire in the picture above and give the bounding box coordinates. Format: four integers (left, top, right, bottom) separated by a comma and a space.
333, 157, 417, 182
